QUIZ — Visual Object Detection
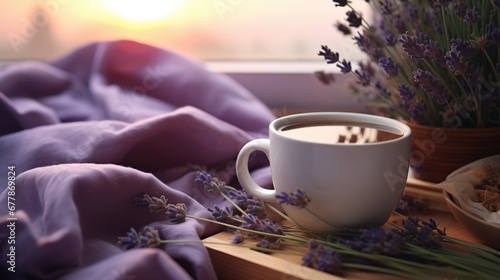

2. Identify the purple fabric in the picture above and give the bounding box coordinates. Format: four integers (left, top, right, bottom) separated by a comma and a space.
0, 40, 275, 280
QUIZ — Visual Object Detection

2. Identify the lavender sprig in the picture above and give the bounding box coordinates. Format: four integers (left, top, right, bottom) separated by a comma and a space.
120, 170, 500, 279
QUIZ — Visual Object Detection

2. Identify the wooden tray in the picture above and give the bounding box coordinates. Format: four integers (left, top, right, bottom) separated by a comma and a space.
204, 182, 483, 280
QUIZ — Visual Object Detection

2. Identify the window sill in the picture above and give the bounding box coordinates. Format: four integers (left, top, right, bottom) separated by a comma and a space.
205, 61, 367, 114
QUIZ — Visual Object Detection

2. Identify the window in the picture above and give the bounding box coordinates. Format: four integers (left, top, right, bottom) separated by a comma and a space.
0, 0, 371, 112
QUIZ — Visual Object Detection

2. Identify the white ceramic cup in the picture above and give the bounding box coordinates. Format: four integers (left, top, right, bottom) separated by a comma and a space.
236, 112, 412, 231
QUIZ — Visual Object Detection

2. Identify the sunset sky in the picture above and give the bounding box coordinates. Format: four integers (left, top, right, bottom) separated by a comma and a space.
0, 0, 370, 62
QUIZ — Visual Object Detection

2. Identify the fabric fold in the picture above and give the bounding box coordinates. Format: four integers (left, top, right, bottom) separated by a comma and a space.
0, 40, 275, 280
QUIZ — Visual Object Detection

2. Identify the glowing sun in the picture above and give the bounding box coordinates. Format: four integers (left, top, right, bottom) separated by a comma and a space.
105, 0, 182, 23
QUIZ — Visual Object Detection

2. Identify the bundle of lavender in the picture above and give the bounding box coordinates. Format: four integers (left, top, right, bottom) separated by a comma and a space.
118, 169, 500, 279
317, 0, 500, 128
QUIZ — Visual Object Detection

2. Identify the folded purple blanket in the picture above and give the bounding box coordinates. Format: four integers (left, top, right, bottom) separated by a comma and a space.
0, 40, 275, 280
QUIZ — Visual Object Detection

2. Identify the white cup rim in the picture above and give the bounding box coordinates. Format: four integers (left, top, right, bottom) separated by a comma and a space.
271, 112, 412, 146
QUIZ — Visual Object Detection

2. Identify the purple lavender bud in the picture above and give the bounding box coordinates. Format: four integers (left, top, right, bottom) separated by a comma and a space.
396, 199, 409, 215
241, 214, 260, 230
231, 230, 245, 244
195, 170, 226, 194
397, 84, 416, 105
445, 48, 468, 75
485, 23, 500, 45
209, 205, 234, 223
140, 226, 161, 248
379, 57, 399, 77
332, 0, 348, 7
394, 15, 406, 34
246, 198, 266, 217
432, 21, 443, 35
400, 216, 442, 248
424, 40, 446, 67
276, 189, 310, 208
346, 10, 362, 28
379, 0, 394, 15
318, 45, 340, 64
412, 69, 435, 91
314, 71, 336, 85
384, 32, 397, 46
133, 195, 150, 209
355, 70, 371, 86
194, 170, 213, 184
316, 247, 343, 274
408, 99, 427, 124
227, 189, 250, 207
337, 59, 352, 74
403, 2, 418, 18
375, 81, 392, 98
256, 239, 271, 249
399, 32, 425, 59
335, 21, 351, 35
454, 1, 466, 18
302, 240, 343, 274
464, 6, 479, 24
118, 228, 141, 249
413, 69, 450, 104
166, 203, 187, 224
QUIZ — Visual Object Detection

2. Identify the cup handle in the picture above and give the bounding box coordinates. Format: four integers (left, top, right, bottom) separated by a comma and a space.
236, 139, 276, 202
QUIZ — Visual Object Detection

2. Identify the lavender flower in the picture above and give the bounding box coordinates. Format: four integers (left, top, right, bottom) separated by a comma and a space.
378, 0, 394, 16
166, 203, 187, 224
445, 48, 468, 75
140, 226, 162, 248
231, 230, 245, 244
208, 205, 234, 224
379, 57, 399, 77
302, 240, 343, 274
399, 32, 425, 59
319, 0, 499, 128
275, 189, 310, 208
118, 226, 162, 249
353, 31, 383, 60
412, 69, 450, 104
395, 194, 428, 215
318, 45, 340, 64
454, 1, 466, 18
337, 59, 352, 74
256, 239, 271, 249
195, 170, 226, 194
423, 40, 446, 67
485, 22, 500, 45
314, 71, 335, 85
225, 189, 265, 217
408, 99, 427, 124
464, 6, 479, 24
346, 10, 362, 28
400, 216, 443, 248
375, 80, 392, 98
355, 70, 371, 86
381, 26, 397, 46
123, 170, 500, 278
340, 228, 403, 255
240, 214, 284, 241
135, 193, 168, 213
335, 22, 351, 35
117, 227, 141, 249
397, 84, 416, 105
245, 199, 266, 217
332, 0, 347, 7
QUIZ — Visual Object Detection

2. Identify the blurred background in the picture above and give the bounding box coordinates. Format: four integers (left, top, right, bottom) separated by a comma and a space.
0, 0, 371, 112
